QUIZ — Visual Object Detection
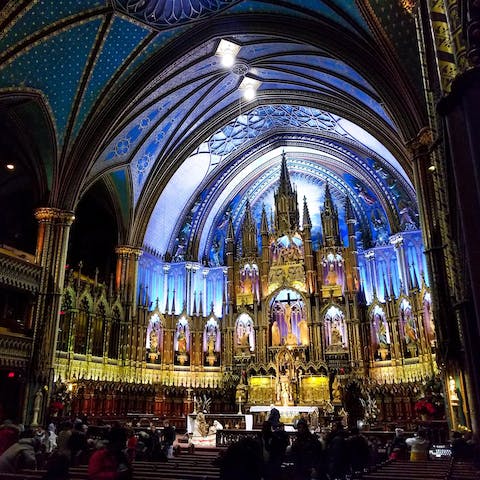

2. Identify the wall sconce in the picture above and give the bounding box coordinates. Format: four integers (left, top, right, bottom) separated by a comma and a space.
239, 76, 261, 101
216, 39, 241, 68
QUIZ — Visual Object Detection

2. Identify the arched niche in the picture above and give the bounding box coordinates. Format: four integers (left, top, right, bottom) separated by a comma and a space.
269, 289, 308, 347
234, 313, 255, 353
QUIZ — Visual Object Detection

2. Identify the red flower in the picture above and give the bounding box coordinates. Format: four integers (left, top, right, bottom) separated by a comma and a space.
51, 401, 64, 411
415, 398, 435, 415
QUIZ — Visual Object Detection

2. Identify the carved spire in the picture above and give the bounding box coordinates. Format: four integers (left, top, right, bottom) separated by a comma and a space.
389, 274, 396, 300
241, 199, 257, 257
165, 287, 169, 313
321, 182, 341, 247
199, 291, 204, 317
345, 195, 355, 222
302, 196, 312, 229
261, 204, 269, 235
383, 274, 389, 301
171, 288, 176, 314
410, 264, 419, 290
274, 152, 299, 235
278, 150, 294, 195
226, 216, 235, 242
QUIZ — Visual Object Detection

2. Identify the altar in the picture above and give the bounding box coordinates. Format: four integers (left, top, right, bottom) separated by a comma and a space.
186, 413, 253, 434
249, 405, 318, 431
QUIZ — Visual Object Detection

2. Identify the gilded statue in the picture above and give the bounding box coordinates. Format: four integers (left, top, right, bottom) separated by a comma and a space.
271, 320, 281, 346
150, 328, 158, 353
325, 263, 338, 285
298, 319, 309, 346
331, 321, 343, 345
177, 327, 187, 353
207, 332, 216, 355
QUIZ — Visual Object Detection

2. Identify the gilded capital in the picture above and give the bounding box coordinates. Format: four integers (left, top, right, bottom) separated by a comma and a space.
34, 207, 75, 225
115, 245, 143, 258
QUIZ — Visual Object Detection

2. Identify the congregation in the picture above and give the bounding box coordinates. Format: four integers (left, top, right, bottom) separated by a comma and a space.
0, 411, 478, 480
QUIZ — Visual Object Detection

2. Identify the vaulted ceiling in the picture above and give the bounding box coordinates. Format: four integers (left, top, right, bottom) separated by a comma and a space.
0, 0, 426, 268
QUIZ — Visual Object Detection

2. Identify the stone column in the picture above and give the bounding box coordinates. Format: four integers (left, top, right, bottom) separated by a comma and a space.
115, 246, 142, 371
115, 246, 143, 308
29, 207, 75, 424
437, 67, 480, 433
364, 250, 377, 297
390, 234, 408, 292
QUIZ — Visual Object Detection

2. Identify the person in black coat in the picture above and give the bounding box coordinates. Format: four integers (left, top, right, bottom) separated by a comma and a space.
290, 419, 322, 480
347, 427, 370, 474
161, 420, 176, 458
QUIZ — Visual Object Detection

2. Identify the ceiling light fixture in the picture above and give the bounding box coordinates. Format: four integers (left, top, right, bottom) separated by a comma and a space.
239, 76, 261, 101
215, 39, 241, 69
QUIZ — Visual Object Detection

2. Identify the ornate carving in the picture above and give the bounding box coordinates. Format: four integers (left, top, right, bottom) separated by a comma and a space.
115, 246, 143, 257
34, 207, 75, 225
0, 251, 42, 293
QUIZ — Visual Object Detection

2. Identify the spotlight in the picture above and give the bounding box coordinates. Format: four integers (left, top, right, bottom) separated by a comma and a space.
215, 39, 241, 69
239, 76, 261, 101
6, 164, 14, 170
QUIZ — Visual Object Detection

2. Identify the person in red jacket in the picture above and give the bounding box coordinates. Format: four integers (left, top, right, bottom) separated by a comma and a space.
88, 426, 131, 480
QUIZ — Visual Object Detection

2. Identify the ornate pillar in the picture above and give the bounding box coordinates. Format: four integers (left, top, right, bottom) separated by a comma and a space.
437, 65, 480, 432
390, 234, 408, 292
162, 264, 170, 312
364, 250, 377, 297
115, 246, 143, 308
29, 207, 75, 424
115, 246, 142, 372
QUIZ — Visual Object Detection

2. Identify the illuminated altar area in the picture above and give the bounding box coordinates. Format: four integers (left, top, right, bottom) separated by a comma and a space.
52, 152, 440, 430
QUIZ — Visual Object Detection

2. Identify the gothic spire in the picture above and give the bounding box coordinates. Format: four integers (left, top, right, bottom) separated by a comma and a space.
226, 215, 235, 241
261, 204, 269, 235
410, 263, 419, 290
274, 152, 299, 235
345, 195, 355, 222
278, 150, 294, 195
302, 196, 312, 229
241, 199, 257, 256
383, 274, 389, 301
389, 274, 396, 299
321, 182, 341, 247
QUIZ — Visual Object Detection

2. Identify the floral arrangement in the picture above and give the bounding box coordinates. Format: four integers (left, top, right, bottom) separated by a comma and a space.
415, 398, 435, 415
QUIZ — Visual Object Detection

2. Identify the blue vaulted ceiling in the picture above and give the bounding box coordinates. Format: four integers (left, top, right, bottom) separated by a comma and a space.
0, 0, 425, 260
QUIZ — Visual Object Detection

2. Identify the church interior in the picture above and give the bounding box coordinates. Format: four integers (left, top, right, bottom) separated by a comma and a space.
0, 0, 479, 439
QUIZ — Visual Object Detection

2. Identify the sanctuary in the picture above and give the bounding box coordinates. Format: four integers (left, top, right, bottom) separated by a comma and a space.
49, 154, 439, 430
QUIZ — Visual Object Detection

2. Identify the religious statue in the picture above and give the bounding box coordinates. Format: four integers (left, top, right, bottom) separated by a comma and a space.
331, 377, 342, 404
239, 330, 250, 349
404, 316, 417, 343
284, 303, 292, 333
177, 327, 187, 353
149, 328, 158, 353
449, 376, 459, 406
331, 321, 343, 345
298, 319, 309, 346
325, 263, 338, 285
32, 389, 43, 427
271, 320, 281, 346
207, 332, 216, 355
284, 303, 298, 345
281, 382, 290, 406
193, 412, 209, 437
376, 315, 388, 346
